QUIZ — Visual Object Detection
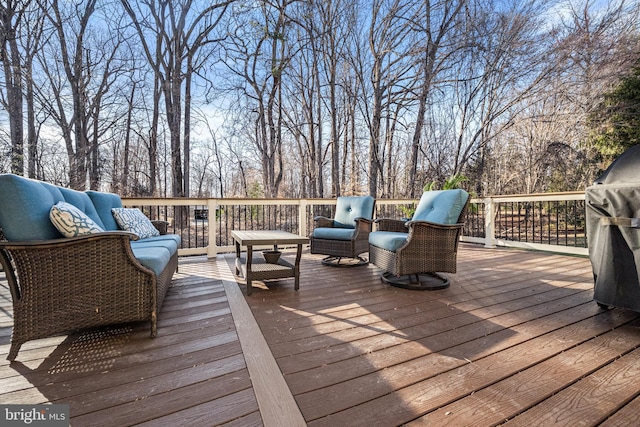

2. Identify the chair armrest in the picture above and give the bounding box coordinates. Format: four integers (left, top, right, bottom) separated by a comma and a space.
351, 217, 374, 240
0, 232, 143, 295
399, 221, 465, 253
405, 220, 465, 236
374, 218, 408, 232
405, 220, 464, 229
0, 231, 138, 249
151, 220, 169, 235
313, 216, 334, 228
0, 231, 152, 307
0, 231, 158, 360
354, 217, 373, 225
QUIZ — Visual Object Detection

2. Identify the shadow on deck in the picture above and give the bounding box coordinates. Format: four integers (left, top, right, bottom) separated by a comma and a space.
1, 244, 640, 427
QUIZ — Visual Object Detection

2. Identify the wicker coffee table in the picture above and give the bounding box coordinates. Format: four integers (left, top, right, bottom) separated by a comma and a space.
231, 230, 309, 295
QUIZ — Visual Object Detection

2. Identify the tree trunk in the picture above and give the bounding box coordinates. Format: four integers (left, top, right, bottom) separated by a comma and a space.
369, 59, 383, 197
166, 69, 183, 197
183, 60, 192, 198
1, 5, 24, 175
25, 56, 38, 179
409, 61, 430, 198
122, 83, 135, 194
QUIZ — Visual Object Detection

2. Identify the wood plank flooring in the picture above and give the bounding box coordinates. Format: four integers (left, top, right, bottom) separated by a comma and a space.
1, 244, 640, 426
0, 258, 262, 426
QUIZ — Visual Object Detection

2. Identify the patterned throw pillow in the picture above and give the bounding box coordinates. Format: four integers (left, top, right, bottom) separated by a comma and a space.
111, 208, 160, 239
50, 201, 105, 237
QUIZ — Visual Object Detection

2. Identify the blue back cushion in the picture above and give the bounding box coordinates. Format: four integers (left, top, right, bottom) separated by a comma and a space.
0, 174, 120, 241
412, 189, 469, 224
86, 190, 123, 231
58, 187, 106, 229
333, 195, 375, 228
0, 174, 64, 240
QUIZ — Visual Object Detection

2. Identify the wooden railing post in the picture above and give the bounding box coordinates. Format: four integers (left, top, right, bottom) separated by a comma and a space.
299, 199, 308, 237
207, 198, 218, 258
484, 197, 496, 248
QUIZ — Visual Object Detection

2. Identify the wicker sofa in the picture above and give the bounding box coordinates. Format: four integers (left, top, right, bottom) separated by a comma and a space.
0, 174, 180, 360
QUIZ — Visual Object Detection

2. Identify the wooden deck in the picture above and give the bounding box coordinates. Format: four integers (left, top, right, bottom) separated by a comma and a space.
2, 244, 640, 426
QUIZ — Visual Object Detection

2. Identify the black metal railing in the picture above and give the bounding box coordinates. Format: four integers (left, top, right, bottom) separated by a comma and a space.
123, 192, 587, 256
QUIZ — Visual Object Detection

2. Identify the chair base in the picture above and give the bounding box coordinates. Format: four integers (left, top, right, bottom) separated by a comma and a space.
381, 272, 450, 290
321, 256, 369, 268
596, 301, 613, 310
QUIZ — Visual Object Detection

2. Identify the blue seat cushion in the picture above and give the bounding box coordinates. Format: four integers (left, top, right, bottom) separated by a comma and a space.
369, 231, 409, 252
143, 234, 182, 247
312, 227, 356, 241
412, 189, 468, 225
333, 195, 375, 228
130, 245, 172, 276
130, 236, 179, 256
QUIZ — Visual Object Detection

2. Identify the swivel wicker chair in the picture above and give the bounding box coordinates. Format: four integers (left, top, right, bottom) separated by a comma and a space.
310, 195, 375, 267
369, 189, 469, 290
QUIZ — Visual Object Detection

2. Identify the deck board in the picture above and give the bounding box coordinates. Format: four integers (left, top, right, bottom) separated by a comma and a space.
420, 325, 640, 426
225, 245, 640, 426
1, 244, 640, 426
0, 259, 258, 427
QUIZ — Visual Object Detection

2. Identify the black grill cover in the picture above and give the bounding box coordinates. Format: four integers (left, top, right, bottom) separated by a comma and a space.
586, 145, 640, 311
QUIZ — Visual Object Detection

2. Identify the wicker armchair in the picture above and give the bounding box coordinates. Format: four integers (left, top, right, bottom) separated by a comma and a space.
310, 195, 375, 267
369, 189, 469, 290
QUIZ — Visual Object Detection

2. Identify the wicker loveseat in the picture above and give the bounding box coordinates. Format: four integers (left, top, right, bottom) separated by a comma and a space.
0, 174, 180, 360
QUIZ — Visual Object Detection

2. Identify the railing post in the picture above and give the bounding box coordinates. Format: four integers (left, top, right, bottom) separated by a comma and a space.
299, 199, 308, 237
207, 198, 218, 258
484, 197, 496, 248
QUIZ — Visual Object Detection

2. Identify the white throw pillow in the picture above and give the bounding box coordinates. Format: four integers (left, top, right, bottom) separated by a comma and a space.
112, 208, 160, 239
50, 201, 105, 237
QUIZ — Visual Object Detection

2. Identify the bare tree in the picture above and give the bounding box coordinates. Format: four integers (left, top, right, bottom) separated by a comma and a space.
39, 0, 98, 189
406, 0, 466, 197
317, 0, 354, 197
37, 0, 129, 189
443, 1, 562, 195
121, 0, 232, 197
561, 0, 640, 173
285, 2, 322, 198
21, 4, 45, 179
0, 0, 30, 175
223, 0, 297, 198
196, 110, 228, 198
363, 0, 414, 197
478, 0, 640, 195
2, 0, 636, 200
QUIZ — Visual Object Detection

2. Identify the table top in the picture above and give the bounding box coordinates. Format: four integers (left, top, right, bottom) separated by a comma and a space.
231, 230, 309, 246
